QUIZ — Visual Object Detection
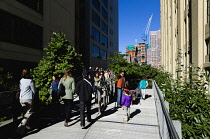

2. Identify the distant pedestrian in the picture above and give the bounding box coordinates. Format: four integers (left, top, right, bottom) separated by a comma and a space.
94, 72, 100, 103
88, 67, 95, 87
51, 75, 60, 104
104, 70, 110, 81
75, 71, 93, 129
59, 69, 75, 127
116, 71, 126, 107
16, 69, 35, 135
121, 89, 132, 121
138, 76, 148, 100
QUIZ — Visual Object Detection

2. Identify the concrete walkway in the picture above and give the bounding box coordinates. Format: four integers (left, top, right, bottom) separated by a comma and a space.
23, 89, 160, 139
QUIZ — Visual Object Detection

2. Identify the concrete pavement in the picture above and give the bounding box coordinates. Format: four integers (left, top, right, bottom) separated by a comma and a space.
23, 89, 160, 139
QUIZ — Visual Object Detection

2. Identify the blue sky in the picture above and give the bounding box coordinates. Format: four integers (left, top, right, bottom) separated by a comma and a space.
119, 0, 160, 54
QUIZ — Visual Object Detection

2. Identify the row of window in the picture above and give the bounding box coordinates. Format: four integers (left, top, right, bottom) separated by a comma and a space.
92, 27, 108, 47
0, 9, 43, 50
16, 0, 43, 14
92, 10, 109, 34
92, 44, 107, 59
92, 0, 108, 21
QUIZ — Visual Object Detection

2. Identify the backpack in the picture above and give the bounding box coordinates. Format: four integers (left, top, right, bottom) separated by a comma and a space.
58, 83, 66, 97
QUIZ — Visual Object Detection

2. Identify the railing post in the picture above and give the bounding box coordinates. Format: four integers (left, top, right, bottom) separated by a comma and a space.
12, 91, 18, 122
172, 120, 182, 139
97, 89, 101, 114
153, 80, 181, 139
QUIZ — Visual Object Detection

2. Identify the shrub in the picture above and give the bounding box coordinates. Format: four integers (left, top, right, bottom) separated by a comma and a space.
32, 32, 84, 105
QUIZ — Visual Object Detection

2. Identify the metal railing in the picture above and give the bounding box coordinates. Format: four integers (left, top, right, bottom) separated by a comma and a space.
97, 79, 116, 114
0, 91, 21, 123
153, 80, 181, 139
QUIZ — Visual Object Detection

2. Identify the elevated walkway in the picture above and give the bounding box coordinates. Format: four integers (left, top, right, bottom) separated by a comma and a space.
23, 89, 160, 139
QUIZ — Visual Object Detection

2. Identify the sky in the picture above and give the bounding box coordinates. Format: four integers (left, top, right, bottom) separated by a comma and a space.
119, 0, 160, 54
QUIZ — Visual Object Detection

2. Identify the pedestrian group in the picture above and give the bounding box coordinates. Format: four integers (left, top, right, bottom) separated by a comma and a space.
16, 67, 148, 135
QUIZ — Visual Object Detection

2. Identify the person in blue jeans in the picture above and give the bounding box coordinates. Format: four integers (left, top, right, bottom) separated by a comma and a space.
138, 76, 148, 100
116, 72, 126, 107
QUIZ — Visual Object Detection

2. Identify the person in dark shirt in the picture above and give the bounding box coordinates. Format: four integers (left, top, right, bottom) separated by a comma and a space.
51, 75, 60, 104
75, 70, 93, 129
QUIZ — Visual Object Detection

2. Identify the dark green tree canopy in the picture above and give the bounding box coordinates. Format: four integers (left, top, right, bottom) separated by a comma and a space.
32, 32, 84, 88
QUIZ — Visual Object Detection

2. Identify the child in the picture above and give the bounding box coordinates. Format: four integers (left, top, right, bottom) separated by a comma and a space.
121, 88, 132, 121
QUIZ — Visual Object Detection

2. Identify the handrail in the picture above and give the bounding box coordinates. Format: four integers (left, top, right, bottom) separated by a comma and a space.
153, 81, 180, 139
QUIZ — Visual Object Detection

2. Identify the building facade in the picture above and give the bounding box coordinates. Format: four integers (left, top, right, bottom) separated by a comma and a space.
147, 30, 161, 68
160, 0, 210, 79
0, 0, 118, 73
0, 0, 76, 73
76, 0, 118, 69
126, 43, 147, 64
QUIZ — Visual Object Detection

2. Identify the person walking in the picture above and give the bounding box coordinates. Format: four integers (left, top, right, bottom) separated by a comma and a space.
51, 75, 60, 104
138, 76, 148, 100
121, 89, 132, 121
94, 72, 100, 103
59, 69, 75, 127
75, 71, 93, 129
116, 71, 126, 107
16, 69, 35, 135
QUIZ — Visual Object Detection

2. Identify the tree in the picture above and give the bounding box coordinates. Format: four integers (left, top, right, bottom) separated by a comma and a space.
107, 52, 159, 80
0, 67, 17, 91
32, 32, 84, 104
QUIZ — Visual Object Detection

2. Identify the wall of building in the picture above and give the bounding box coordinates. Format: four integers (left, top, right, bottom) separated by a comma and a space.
0, 0, 119, 73
161, 0, 208, 79
0, 0, 76, 68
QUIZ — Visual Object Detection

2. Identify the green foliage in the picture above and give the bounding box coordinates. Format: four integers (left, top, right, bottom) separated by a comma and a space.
156, 66, 210, 139
0, 67, 18, 91
107, 52, 160, 81
108, 51, 210, 138
32, 32, 84, 105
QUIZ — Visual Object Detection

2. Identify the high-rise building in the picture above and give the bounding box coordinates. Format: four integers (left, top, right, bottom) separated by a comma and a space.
160, 0, 209, 79
0, 0, 118, 73
126, 43, 147, 64
147, 30, 161, 68
76, 0, 119, 69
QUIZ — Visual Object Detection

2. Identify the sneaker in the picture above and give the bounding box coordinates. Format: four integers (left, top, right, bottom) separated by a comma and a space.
64, 120, 68, 127
81, 125, 85, 129
117, 105, 121, 108
123, 116, 128, 122
87, 119, 92, 123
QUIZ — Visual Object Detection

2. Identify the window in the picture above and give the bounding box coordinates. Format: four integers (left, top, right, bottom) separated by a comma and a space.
92, 10, 100, 27
110, 17, 113, 23
110, 5, 113, 11
110, 29, 113, 35
0, 9, 43, 50
92, 44, 100, 57
110, 41, 113, 46
102, 0, 108, 8
92, 27, 100, 42
101, 50, 107, 59
102, 21, 108, 34
101, 35, 108, 47
16, 0, 43, 14
102, 7, 108, 20
92, 0, 100, 12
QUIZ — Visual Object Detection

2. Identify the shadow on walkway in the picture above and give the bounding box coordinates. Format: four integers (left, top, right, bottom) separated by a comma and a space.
130, 109, 141, 118
0, 98, 118, 138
